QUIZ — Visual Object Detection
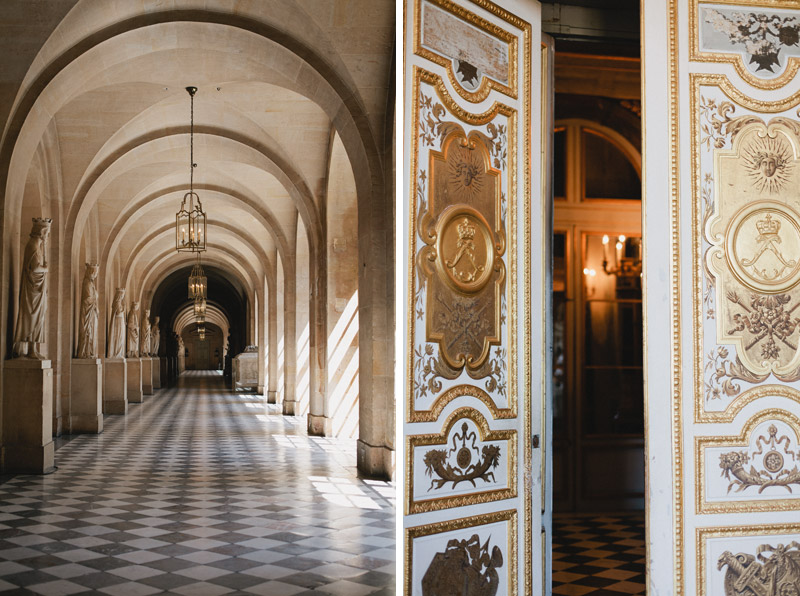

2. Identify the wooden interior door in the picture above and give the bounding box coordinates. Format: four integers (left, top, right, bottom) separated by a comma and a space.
645, 1, 800, 593
402, 0, 549, 593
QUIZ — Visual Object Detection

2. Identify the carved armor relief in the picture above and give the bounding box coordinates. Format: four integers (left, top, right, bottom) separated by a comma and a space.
404, 0, 540, 593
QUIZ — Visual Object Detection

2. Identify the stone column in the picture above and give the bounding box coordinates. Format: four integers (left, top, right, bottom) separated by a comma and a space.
141, 357, 153, 395
2, 359, 54, 473
70, 358, 103, 433
126, 358, 143, 403
282, 267, 298, 415
267, 261, 278, 404
152, 357, 161, 389
103, 358, 127, 414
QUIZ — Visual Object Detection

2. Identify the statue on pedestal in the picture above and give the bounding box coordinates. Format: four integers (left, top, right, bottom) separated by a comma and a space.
13, 218, 52, 359
141, 308, 151, 356
127, 302, 140, 358
76, 263, 99, 359
107, 288, 126, 358
152, 316, 161, 356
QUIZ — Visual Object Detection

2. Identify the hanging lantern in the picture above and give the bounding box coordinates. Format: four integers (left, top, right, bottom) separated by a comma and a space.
198, 325, 206, 341
193, 297, 206, 318
188, 254, 207, 300
176, 86, 207, 253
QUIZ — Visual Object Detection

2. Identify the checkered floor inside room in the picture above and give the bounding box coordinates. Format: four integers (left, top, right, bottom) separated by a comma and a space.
0, 370, 395, 595
552, 512, 646, 595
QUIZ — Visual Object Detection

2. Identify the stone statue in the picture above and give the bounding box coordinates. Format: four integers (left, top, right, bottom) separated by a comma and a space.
151, 316, 161, 356
141, 308, 151, 356
126, 302, 140, 358
13, 218, 52, 359
76, 263, 99, 359
107, 288, 126, 358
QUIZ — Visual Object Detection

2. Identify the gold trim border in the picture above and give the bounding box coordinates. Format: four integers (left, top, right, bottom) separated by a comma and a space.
405, 509, 518, 596
407, 66, 518, 425
691, 73, 800, 426
413, 0, 518, 102
668, 1, 683, 594
689, 0, 800, 91
696, 408, 800, 514
697, 523, 800, 596
406, 406, 517, 514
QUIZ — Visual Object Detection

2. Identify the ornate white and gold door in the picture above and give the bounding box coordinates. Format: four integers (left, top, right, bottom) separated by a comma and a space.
402, 0, 548, 594
645, 1, 800, 594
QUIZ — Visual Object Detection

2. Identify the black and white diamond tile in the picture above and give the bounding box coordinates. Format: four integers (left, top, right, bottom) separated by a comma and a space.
0, 371, 395, 595
552, 512, 645, 595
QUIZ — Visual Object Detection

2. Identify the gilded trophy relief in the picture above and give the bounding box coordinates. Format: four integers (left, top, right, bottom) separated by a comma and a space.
410, 73, 514, 421
699, 82, 800, 417
408, 407, 515, 514
701, 526, 800, 596
698, 411, 800, 513
407, 511, 516, 596
693, 2, 800, 90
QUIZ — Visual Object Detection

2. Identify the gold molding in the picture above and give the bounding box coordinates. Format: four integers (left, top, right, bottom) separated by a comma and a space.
689, 0, 800, 91
407, 66, 518, 424
406, 406, 517, 514
668, 1, 684, 595
405, 509, 518, 596
696, 408, 800, 514
697, 523, 800, 596
413, 0, 519, 102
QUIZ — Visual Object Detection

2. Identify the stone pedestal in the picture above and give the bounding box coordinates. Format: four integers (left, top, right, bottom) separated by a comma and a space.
126, 358, 143, 403
233, 348, 259, 392
141, 357, 153, 395
283, 399, 299, 415
152, 357, 161, 389
356, 440, 394, 481
267, 390, 277, 404
70, 359, 103, 433
308, 414, 332, 436
2, 359, 55, 474
103, 358, 127, 414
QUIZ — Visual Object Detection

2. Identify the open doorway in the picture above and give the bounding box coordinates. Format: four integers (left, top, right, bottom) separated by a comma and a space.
545, 18, 647, 596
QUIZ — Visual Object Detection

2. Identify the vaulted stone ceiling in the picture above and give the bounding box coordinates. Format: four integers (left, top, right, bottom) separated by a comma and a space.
0, 0, 394, 343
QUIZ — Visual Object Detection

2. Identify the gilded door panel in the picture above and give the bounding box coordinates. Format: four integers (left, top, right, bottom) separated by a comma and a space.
645, 1, 800, 594
403, 0, 543, 594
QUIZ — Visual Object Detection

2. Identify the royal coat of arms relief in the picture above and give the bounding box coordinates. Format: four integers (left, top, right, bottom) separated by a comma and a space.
706, 120, 800, 380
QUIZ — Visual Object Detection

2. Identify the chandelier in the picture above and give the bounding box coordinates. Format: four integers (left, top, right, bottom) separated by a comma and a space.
188, 254, 207, 300
176, 86, 207, 253
601, 234, 642, 282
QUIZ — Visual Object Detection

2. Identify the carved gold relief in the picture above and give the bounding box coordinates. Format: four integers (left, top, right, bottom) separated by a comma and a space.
693, 75, 800, 424
418, 129, 505, 375
413, 0, 520, 102
698, 524, 800, 596
408, 68, 516, 424
690, 0, 800, 91
706, 120, 800, 378
406, 510, 517, 596
697, 409, 800, 513
718, 542, 800, 596
406, 406, 516, 514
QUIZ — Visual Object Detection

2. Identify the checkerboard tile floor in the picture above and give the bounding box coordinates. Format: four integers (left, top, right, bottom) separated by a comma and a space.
552, 513, 645, 595
0, 370, 395, 595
